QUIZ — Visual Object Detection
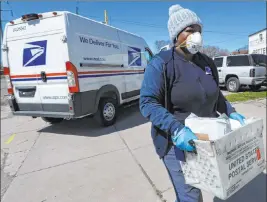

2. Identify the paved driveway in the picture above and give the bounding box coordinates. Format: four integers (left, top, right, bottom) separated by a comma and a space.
1, 98, 266, 202
1, 76, 266, 202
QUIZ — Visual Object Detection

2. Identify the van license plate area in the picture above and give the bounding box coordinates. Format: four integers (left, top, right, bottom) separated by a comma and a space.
16, 87, 36, 98
19, 90, 36, 98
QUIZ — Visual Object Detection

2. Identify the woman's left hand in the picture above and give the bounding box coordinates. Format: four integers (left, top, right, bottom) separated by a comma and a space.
229, 112, 246, 125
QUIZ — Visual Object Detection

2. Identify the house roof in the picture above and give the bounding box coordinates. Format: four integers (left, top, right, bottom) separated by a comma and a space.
249, 28, 267, 37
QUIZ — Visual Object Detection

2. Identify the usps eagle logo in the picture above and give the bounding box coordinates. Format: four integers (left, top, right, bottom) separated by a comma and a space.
128, 46, 141, 67
23, 40, 47, 67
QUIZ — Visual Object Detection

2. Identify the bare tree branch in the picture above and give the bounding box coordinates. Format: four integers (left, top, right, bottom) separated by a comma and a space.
155, 40, 170, 52
200, 45, 230, 57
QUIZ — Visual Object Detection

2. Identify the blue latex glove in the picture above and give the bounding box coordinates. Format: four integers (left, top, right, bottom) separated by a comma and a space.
229, 112, 246, 125
172, 126, 198, 152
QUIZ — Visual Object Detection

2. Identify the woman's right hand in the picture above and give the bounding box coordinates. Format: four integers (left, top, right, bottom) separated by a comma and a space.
171, 126, 198, 152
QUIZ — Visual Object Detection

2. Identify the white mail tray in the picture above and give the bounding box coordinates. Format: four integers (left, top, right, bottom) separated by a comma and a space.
180, 118, 266, 200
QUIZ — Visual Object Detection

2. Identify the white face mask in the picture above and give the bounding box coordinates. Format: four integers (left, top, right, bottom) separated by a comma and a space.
179, 32, 203, 54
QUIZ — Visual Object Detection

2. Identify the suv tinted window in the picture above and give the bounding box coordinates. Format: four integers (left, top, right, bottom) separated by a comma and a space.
251, 54, 267, 67
227, 56, 250, 67
213, 58, 223, 67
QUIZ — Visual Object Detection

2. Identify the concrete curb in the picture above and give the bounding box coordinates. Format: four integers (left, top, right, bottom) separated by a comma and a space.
230, 98, 266, 105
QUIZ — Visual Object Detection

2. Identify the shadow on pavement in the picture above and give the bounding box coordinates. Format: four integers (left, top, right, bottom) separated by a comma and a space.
213, 172, 267, 202
38, 104, 149, 137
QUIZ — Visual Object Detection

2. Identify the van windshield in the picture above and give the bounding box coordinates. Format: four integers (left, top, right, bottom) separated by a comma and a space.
251, 54, 267, 67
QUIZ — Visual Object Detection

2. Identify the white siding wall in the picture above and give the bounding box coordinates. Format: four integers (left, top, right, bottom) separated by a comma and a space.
249, 29, 267, 55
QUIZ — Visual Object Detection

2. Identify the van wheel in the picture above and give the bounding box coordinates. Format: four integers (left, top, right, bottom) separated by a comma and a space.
96, 98, 117, 127
249, 85, 261, 91
226, 77, 240, 92
42, 117, 63, 124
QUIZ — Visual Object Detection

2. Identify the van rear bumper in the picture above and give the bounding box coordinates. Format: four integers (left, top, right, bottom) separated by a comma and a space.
8, 99, 75, 118
7, 91, 98, 119
12, 111, 74, 118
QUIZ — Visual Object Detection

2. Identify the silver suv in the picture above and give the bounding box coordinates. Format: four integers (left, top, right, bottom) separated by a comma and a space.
213, 54, 267, 92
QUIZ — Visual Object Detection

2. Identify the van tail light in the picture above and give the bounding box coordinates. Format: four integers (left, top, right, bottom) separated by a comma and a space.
3, 67, 14, 94
65, 61, 80, 93
250, 69, 255, 77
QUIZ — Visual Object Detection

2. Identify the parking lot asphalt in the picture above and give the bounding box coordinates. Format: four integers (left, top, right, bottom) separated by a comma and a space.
1, 78, 266, 202
1, 97, 266, 202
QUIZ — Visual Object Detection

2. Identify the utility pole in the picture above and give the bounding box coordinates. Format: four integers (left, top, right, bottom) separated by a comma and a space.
75, 0, 79, 15
104, 10, 108, 25
0, 1, 2, 50
0, 9, 12, 43
0, 1, 14, 69
0, 0, 2, 69
0, 1, 13, 42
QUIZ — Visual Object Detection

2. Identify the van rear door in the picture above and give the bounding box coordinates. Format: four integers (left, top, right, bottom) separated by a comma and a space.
34, 32, 69, 113
6, 34, 42, 111
5, 12, 70, 114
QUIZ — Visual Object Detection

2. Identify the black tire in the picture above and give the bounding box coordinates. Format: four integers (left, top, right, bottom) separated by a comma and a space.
96, 98, 117, 127
249, 85, 261, 91
226, 77, 240, 92
41, 117, 64, 124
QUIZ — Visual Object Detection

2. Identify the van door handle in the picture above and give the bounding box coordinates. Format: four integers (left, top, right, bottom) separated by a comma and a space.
41, 71, 47, 82
218, 70, 221, 72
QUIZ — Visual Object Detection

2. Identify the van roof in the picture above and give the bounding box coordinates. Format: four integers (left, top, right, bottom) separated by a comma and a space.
9, 11, 145, 40
66, 11, 144, 39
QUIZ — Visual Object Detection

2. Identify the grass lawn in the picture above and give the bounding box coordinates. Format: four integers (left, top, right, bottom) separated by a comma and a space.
225, 91, 267, 102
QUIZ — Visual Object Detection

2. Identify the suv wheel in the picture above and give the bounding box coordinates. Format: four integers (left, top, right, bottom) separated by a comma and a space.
226, 77, 240, 92
42, 117, 64, 124
249, 85, 261, 91
95, 98, 117, 127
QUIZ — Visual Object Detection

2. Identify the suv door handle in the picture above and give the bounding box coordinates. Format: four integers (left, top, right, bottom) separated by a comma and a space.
218, 70, 221, 72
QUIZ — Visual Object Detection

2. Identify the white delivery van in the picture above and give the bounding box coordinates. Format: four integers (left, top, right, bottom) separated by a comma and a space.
159, 44, 171, 52
1, 12, 154, 126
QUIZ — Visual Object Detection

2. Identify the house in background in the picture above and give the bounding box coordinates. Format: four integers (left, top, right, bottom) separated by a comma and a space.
231, 49, 248, 55
249, 28, 267, 55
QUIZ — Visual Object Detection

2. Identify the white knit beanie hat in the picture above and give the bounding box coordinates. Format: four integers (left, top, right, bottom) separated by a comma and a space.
168, 4, 203, 43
